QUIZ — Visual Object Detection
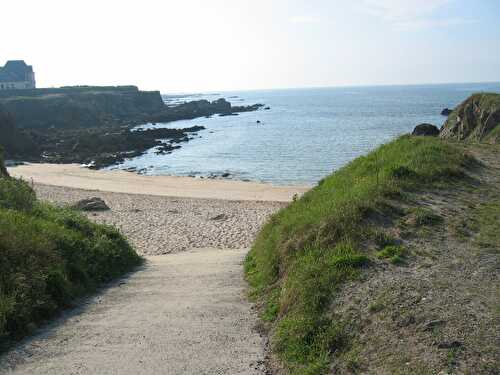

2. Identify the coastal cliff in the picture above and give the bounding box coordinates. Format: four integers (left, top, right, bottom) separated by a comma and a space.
0, 150, 7, 177
440, 93, 500, 143
0, 104, 38, 159
0, 86, 263, 130
0, 86, 165, 129
0, 86, 264, 166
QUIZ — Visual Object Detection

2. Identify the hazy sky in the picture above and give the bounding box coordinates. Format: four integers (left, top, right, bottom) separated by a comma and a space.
2, 0, 499, 92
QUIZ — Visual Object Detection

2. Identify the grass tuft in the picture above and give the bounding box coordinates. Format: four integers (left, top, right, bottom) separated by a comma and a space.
406, 207, 443, 227
377, 245, 407, 264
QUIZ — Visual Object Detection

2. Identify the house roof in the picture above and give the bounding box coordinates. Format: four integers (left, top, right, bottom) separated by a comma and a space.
0, 60, 34, 82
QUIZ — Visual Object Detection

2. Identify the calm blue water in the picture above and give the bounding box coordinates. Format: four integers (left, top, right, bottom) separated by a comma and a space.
110, 83, 500, 186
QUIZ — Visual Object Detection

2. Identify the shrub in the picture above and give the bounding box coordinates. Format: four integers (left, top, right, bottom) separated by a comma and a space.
0, 159, 141, 349
0, 178, 36, 212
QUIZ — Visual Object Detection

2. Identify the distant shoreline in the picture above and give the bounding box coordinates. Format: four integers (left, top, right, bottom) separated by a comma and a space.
8, 163, 310, 203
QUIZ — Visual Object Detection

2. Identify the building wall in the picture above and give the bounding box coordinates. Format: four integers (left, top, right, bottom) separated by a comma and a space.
0, 80, 35, 90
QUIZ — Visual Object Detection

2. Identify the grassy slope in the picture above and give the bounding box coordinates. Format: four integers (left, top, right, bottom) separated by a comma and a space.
245, 135, 477, 374
0, 158, 141, 350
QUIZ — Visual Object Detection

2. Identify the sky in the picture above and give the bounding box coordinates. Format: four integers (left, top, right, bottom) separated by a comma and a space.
1, 0, 499, 92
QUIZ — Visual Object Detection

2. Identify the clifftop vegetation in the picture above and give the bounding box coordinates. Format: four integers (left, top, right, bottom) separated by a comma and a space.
246, 135, 499, 374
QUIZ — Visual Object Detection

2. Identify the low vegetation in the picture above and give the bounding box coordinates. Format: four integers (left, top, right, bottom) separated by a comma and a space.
245, 135, 476, 374
0, 152, 141, 350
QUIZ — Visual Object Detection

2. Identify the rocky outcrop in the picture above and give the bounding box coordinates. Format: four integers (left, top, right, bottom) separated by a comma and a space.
440, 93, 500, 143
0, 87, 265, 167
72, 197, 110, 211
0, 151, 8, 177
0, 104, 39, 159
148, 99, 263, 123
412, 123, 440, 136
0, 88, 263, 133
37, 125, 206, 168
0, 86, 165, 129
441, 108, 453, 116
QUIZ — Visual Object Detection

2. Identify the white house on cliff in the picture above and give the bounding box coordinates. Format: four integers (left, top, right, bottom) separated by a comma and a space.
0, 60, 36, 90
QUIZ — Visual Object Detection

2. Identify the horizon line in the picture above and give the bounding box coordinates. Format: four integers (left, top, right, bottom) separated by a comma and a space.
159, 80, 500, 96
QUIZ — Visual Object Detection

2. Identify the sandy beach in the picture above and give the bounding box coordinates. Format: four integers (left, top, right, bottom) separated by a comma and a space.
9, 163, 309, 202
32, 183, 285, 255
8, 163, 309, 255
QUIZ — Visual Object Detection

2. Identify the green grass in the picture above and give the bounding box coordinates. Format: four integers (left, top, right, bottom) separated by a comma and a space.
245, 135, 474, 374
472, 200, 500, 249
0, 160, 141, 350
376, 245, 407, 264
406, 207, 443, 226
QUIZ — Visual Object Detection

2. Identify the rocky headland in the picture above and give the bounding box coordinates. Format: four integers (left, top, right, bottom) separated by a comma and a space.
0, 86, 264, 167
439, 93, 500, 143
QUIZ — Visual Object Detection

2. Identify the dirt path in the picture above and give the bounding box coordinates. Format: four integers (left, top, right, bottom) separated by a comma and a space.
0, 249, 266, 375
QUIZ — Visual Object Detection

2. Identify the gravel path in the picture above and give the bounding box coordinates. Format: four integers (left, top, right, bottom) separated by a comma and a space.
0, 249, 267, 375
34, 184, 285, 255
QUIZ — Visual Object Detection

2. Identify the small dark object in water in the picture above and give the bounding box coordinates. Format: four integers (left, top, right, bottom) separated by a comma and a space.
441, 108, 453, 116
256, 120, 261, 124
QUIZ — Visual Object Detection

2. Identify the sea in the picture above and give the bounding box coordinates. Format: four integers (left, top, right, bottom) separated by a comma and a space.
109, 82, 500, 186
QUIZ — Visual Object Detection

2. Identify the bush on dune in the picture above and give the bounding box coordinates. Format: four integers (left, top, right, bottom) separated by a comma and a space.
0, 154, 141, 349
245, 135, 475, 374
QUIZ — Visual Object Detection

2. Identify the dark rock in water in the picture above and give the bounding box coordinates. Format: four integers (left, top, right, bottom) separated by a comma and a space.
440, 93, 500, 143
73, 197, 110, 211
221, 172, 231, 178
412, 123, 440, 136
256, 120, 261, 124
148, 98, 258, 123
264, 106, 271, 110
441, 108, 453, 116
